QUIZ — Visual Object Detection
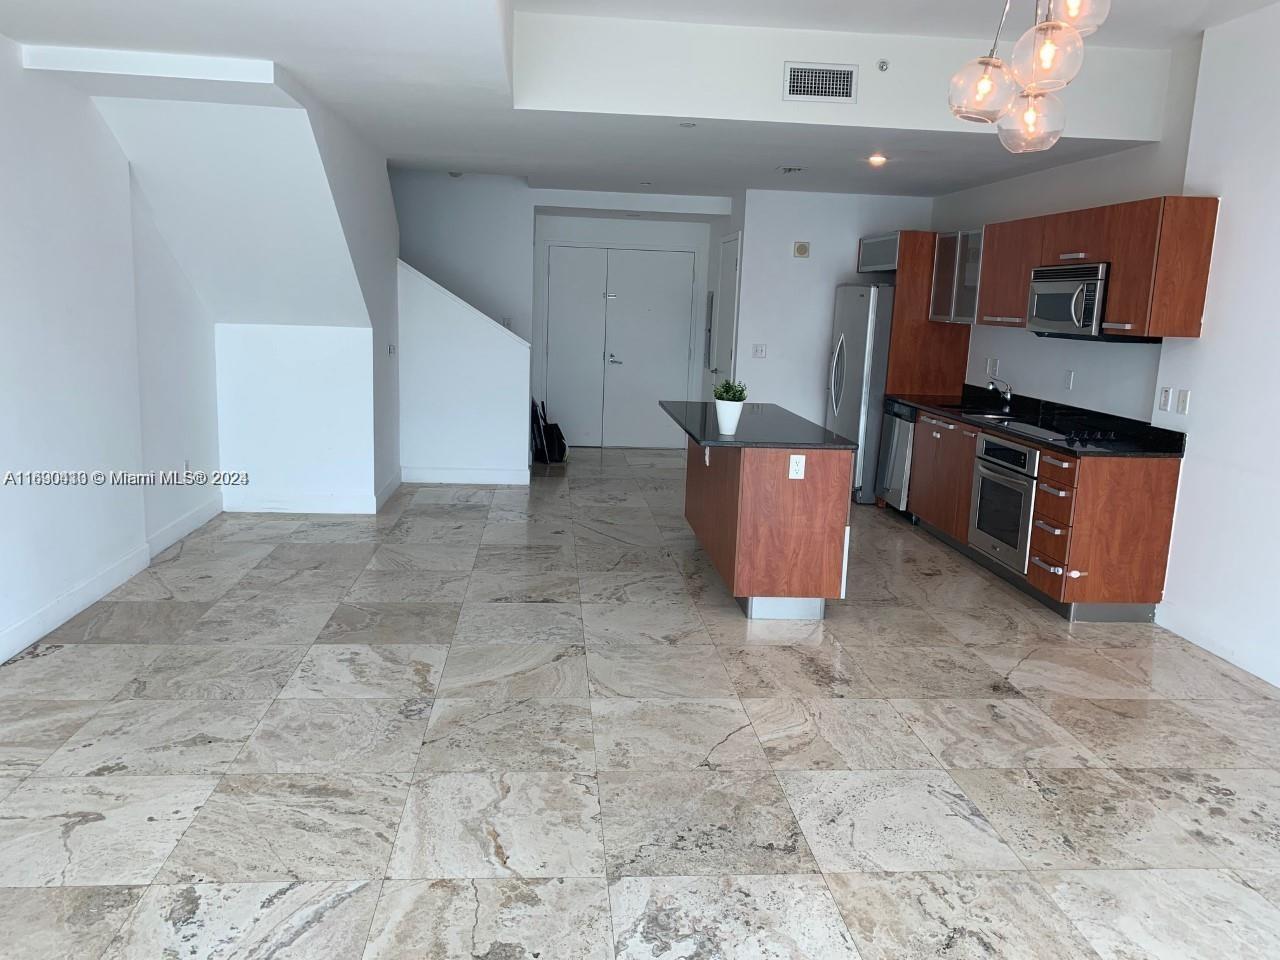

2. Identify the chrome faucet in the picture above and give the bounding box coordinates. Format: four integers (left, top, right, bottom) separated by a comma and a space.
987, 378, 1013, 408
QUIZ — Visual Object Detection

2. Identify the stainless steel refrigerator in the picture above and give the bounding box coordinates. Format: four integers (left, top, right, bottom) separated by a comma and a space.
824, 283, 895, 505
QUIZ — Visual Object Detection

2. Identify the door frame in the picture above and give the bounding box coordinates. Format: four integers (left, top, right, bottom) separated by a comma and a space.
705, 231, 743, 398
537, 238, 705, 443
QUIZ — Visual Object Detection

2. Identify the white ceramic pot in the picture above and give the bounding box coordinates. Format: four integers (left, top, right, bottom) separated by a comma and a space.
715, 399, 744, 435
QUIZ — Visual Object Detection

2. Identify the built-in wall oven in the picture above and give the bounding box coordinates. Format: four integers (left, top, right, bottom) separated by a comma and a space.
969, 433, 1040, 574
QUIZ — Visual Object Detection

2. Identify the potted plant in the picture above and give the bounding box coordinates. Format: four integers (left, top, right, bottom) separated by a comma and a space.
713, 379, 748, 435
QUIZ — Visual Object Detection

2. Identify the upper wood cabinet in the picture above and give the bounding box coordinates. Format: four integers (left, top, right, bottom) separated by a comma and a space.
976, 216, 1044, 328
1039, 196, 1219, 338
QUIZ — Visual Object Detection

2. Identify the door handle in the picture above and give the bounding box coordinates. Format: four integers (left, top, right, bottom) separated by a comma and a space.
604, 293, 618, 299
608, 354, 623, 365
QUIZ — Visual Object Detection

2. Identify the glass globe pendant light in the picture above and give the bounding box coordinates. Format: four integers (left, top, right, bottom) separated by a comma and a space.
948, 0, 1018, 123
1056, 0, 1111, 37
1012, 2, 1085, 92
997, 89, 1066, 153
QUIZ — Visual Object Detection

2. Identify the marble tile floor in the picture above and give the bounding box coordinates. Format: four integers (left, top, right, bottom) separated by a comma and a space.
3, 445, 1280, 958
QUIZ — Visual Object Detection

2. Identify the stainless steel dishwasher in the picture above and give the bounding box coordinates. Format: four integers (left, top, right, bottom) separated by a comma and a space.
875, 399, 916, 510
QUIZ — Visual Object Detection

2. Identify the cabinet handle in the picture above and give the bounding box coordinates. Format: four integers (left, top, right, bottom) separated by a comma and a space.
1034, 519, 1065, 536
1037, 483, 1070, 498
1042, 455, 1073, 469
983, 316, 1024, 324
1059, 253, 1088, 261
1101, 323, 1135, 331
937, 422, 956, 431
962, 430, 978, 438
1031, 556, 1065, 576
932, 431, 942, 439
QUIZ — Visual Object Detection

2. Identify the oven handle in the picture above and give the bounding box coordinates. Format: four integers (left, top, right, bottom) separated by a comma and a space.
975, 461, 1036, 492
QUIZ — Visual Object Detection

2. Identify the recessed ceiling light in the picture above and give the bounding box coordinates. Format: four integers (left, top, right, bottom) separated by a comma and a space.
679, 121, 697, 128
868, 153, 888, 167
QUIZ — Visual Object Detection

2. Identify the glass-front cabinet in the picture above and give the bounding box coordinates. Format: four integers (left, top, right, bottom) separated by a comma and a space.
929, 229, 983, 324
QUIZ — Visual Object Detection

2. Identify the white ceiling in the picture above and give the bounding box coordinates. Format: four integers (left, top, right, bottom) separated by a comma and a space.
514, 0, 1275, 49
0, 0, 1239, 196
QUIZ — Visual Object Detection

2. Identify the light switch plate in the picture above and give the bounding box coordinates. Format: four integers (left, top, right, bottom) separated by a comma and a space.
1176, 388, 1192, 415
1158, 387, 1172, 412
788, 454, 806, 480
752, 343, 767, 359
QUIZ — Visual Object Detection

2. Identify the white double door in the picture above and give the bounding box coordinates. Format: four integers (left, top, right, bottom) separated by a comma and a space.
547, 245, 695, 448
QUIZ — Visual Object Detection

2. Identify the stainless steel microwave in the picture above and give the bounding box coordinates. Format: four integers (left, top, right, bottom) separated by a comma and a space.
1027, 263, 1109, 337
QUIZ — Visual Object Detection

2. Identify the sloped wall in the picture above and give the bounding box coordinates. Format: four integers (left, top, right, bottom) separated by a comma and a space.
399, 261, 530, 485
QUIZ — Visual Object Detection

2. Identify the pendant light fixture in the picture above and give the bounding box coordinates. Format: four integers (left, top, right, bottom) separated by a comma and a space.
997, 89, 1067, 152
1011, 1, 1085, 92
1056, 0, 1111, 37
948, 0, 1018, 123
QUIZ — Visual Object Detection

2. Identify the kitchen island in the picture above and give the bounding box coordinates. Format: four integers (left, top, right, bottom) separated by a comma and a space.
660, 400, 856, 620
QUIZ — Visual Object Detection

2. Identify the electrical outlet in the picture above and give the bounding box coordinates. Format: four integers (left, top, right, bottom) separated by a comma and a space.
1064, 369, 1075, 391
788, 454, 806, 480
1158, 387, 1172, 412
752, 343, 767, 359
387, 344, 397, 356
1176, 388, 1192, 415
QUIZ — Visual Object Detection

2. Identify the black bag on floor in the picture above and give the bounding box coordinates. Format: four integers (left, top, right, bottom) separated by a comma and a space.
531, 400, 550, 463
540, 402, 568, 463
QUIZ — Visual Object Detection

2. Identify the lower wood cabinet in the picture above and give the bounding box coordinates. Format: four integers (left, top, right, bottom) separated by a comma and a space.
903, 414, 1183, 608
907, 414, 976, 543
683, 440, 854, 599
1026, 454, 1181, 605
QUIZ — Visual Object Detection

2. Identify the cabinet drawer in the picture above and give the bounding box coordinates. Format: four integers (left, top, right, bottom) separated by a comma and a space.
1030, 514, 1071, 564
1038, 450, 1079, 488
1027, 553, 1069, 601
1034, 478, 1075, 525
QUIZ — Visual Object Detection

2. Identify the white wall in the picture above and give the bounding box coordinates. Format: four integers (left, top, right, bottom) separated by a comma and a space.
305, 95, 402, 503
131, 183, 222, 552
533, 214, 712, 409
931, 42, 1202, 421
735, 189, 933, 425
215, 324, 377, 513
399, 262, 531, 485
92, 97, 370, 328
1150, 2, 1280, 686
391, 171, 536, 338
0, 35, 147, 661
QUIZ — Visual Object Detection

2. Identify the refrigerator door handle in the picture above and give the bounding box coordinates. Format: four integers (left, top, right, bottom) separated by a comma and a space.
830, 333, 846, 417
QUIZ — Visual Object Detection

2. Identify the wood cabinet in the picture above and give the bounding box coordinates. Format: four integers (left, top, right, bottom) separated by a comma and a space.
977, 217, 1043, 327
1038, 196, 1218, 338
1026, 453, 1181, 605
907, 414, 976, 542
975, 196, 1218, 339
883, 231, 971, 396
684, 439, 855, 600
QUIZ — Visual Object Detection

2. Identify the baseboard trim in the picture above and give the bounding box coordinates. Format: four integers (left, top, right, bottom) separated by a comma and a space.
146, 495, 223, 557
375, 469, 403, 509
0, 544, 150, 663
401, 466, 530, 486
222, 490, 378, 514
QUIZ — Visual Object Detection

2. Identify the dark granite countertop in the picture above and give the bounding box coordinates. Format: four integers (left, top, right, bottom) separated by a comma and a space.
660, 401, 857, 449
888, 386, 1186, 458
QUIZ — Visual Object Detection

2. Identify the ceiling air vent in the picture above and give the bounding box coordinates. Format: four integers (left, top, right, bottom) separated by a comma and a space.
783, 62, 858, 102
